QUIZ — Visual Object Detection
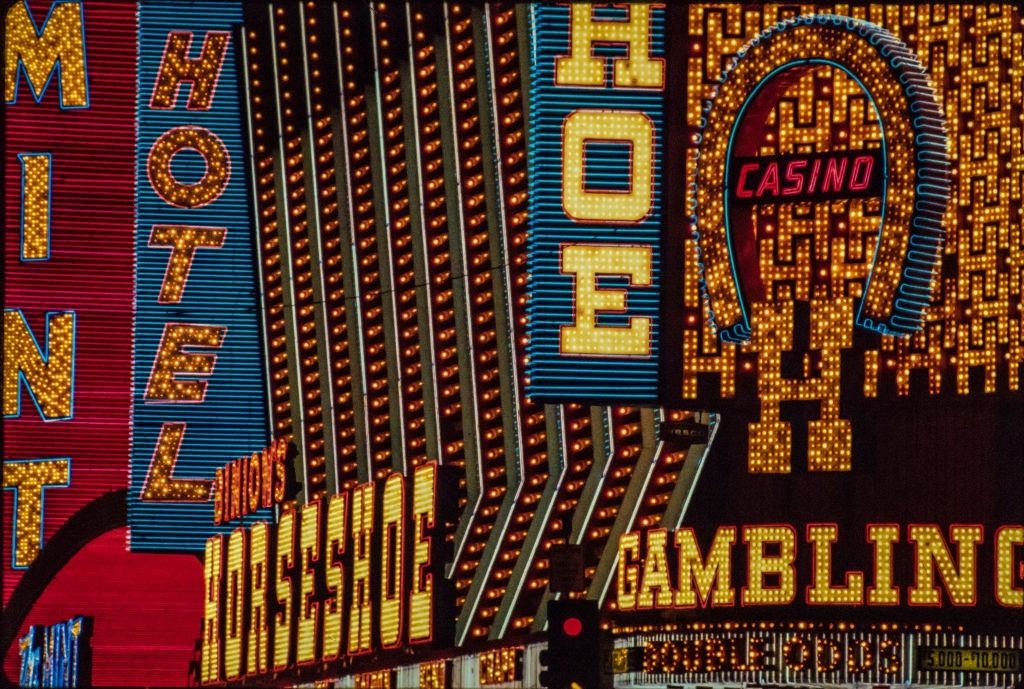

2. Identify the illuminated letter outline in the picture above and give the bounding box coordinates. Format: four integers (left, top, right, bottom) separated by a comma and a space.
2, 457, 71, 570
145, 124, 231, 209
273, 509, 295, 671
144, 321, 227, 404
558, 243, 654, 357
692, 14, 949, 342
223, 526, 248, 680
408, 462, 437, 646
379, 473, 405, 650
139, 422, 213, 502
149, 30, 230, 111
4, 0, 90, 109
561, 109, 656, 224
553, 3, 665, 90
202, 534, 223, 683
148, 224, 227, 304
296, 499, 323, 665
18, 152, 53, 262
994, 525, 1024, 609
4, 308, 76, 421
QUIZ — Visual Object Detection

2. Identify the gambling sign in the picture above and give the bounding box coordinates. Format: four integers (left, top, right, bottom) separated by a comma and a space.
616, 523, 1024, 612
642, 3, 1018, 635
526, 0, 1021, 641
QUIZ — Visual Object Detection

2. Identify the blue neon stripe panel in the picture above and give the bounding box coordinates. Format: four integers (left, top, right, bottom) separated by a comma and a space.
526, 4, 665, 402
130, 0, 270, 551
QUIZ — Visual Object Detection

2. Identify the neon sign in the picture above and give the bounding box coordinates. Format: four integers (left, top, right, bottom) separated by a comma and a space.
525, 3, 666, 401
641, 631, 903, 677
636, 629, 1024, 685
694, 14, 950, 342
200, 462, 453, 684
616, 523, 1024, 612
130, 0, 269, 551
676, 12, 955, 474
4, 0, 135, 580
729, 150, 883, 204
18, 615, 91, 688
212, 437, 289, 525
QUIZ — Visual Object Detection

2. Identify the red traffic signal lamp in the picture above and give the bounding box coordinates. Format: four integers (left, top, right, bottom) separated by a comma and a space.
562, 615, 583, 637
538, 598, 602, 689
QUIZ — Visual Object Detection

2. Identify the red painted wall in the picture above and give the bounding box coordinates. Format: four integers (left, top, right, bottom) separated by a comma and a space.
3, 528, 204, 685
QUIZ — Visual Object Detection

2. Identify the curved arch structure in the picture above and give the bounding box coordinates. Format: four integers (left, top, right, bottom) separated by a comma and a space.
692, 14, 949, 342
0, 489, 126, 662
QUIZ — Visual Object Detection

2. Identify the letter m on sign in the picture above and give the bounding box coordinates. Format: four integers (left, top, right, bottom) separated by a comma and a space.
5, 0, 89, 108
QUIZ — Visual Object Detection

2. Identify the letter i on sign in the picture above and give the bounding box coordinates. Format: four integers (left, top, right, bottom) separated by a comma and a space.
19, 153, 52, 260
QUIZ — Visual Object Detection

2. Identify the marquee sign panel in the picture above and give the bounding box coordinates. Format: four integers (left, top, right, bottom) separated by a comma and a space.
624, 628, 1022, 687
129, 0, 271, 552
526, 3, 666, 402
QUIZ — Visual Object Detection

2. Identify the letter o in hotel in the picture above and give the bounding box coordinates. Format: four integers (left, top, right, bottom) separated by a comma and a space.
147, 125, 231, 208
691, 14, 950, 342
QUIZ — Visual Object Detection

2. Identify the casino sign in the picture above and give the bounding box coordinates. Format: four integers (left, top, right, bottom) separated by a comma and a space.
692, 13, 950, 343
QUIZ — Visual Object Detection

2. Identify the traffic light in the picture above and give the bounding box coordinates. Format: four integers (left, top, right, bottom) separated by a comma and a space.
538, 598, 601, 689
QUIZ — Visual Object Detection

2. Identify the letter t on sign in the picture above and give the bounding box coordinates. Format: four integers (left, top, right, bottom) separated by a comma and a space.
3, 458, 71, 568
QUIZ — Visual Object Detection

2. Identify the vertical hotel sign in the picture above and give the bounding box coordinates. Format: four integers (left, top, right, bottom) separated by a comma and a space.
131, 0, 269, 551
4, 0, 135, 585
526, 3, 665, 401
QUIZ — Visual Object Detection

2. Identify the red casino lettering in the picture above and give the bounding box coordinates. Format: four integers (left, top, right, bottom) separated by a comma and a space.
731, 151, 879, 203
